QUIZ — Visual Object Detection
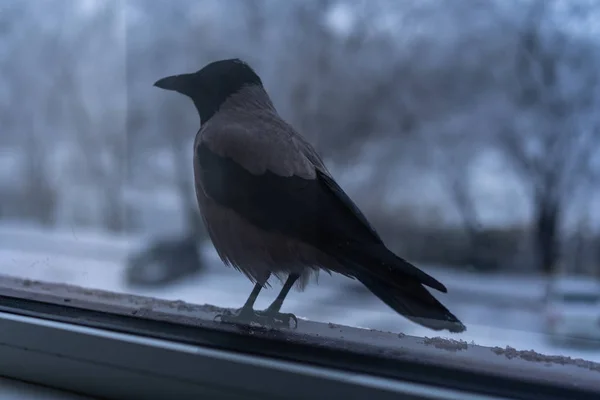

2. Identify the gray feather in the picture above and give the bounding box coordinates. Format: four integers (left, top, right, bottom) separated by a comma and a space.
200, 86, 316, 179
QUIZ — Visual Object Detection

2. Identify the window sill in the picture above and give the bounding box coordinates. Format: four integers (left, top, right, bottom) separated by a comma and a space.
0, 377, 93, 400
0, 275, 597, 400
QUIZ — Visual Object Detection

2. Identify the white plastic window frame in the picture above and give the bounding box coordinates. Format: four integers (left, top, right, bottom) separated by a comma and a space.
0, 275, 597, 400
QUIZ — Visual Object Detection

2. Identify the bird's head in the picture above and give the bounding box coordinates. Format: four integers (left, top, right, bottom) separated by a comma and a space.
154, 58, 263, 124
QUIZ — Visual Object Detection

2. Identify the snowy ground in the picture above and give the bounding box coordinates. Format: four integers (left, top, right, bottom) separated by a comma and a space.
2, 224, 600, 363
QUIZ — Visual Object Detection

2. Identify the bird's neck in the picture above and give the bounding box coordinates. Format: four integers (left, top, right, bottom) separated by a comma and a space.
196, 84, 277, 126
218, 85, 277, 116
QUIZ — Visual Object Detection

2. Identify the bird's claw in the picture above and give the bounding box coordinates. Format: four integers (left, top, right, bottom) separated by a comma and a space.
214, 308, 255, 325
213, 308, 298, 329
256, 310, 298, 330
213, 311, 228, 323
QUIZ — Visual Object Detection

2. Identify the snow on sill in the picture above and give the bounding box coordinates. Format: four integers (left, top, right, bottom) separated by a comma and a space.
0, 274, 598, 394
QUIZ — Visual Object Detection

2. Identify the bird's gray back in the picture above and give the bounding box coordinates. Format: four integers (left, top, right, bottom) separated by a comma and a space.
199, 85, 322, 177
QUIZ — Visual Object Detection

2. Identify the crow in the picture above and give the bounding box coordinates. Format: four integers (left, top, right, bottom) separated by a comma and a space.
154, 58, 466, 333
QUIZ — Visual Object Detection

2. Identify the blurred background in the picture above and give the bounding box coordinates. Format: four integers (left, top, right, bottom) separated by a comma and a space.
2, 0, 600, 360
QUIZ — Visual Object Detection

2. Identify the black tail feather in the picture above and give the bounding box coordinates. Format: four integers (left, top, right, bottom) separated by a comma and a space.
336, 245, 466, 333
343, 244, 448, 293
357, 273, 466, 333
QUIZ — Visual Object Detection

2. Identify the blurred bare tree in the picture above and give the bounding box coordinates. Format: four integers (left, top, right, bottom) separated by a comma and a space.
2, 0, 600, 274
497, 0, 600, 274
1, 1, 127, 231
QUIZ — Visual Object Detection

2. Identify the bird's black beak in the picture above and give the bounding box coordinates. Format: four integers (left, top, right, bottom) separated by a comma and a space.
153, 73, 195, 95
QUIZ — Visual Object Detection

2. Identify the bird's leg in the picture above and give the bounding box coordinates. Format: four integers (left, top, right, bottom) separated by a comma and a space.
262, 273, 299, 313
215, 281, 268, 326
239, 281, 263, 314
256, 273, 300, 329
215, 274, 300, 329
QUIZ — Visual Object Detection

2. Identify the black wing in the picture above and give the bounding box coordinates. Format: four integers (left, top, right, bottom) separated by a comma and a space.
197, 142, 383, 251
